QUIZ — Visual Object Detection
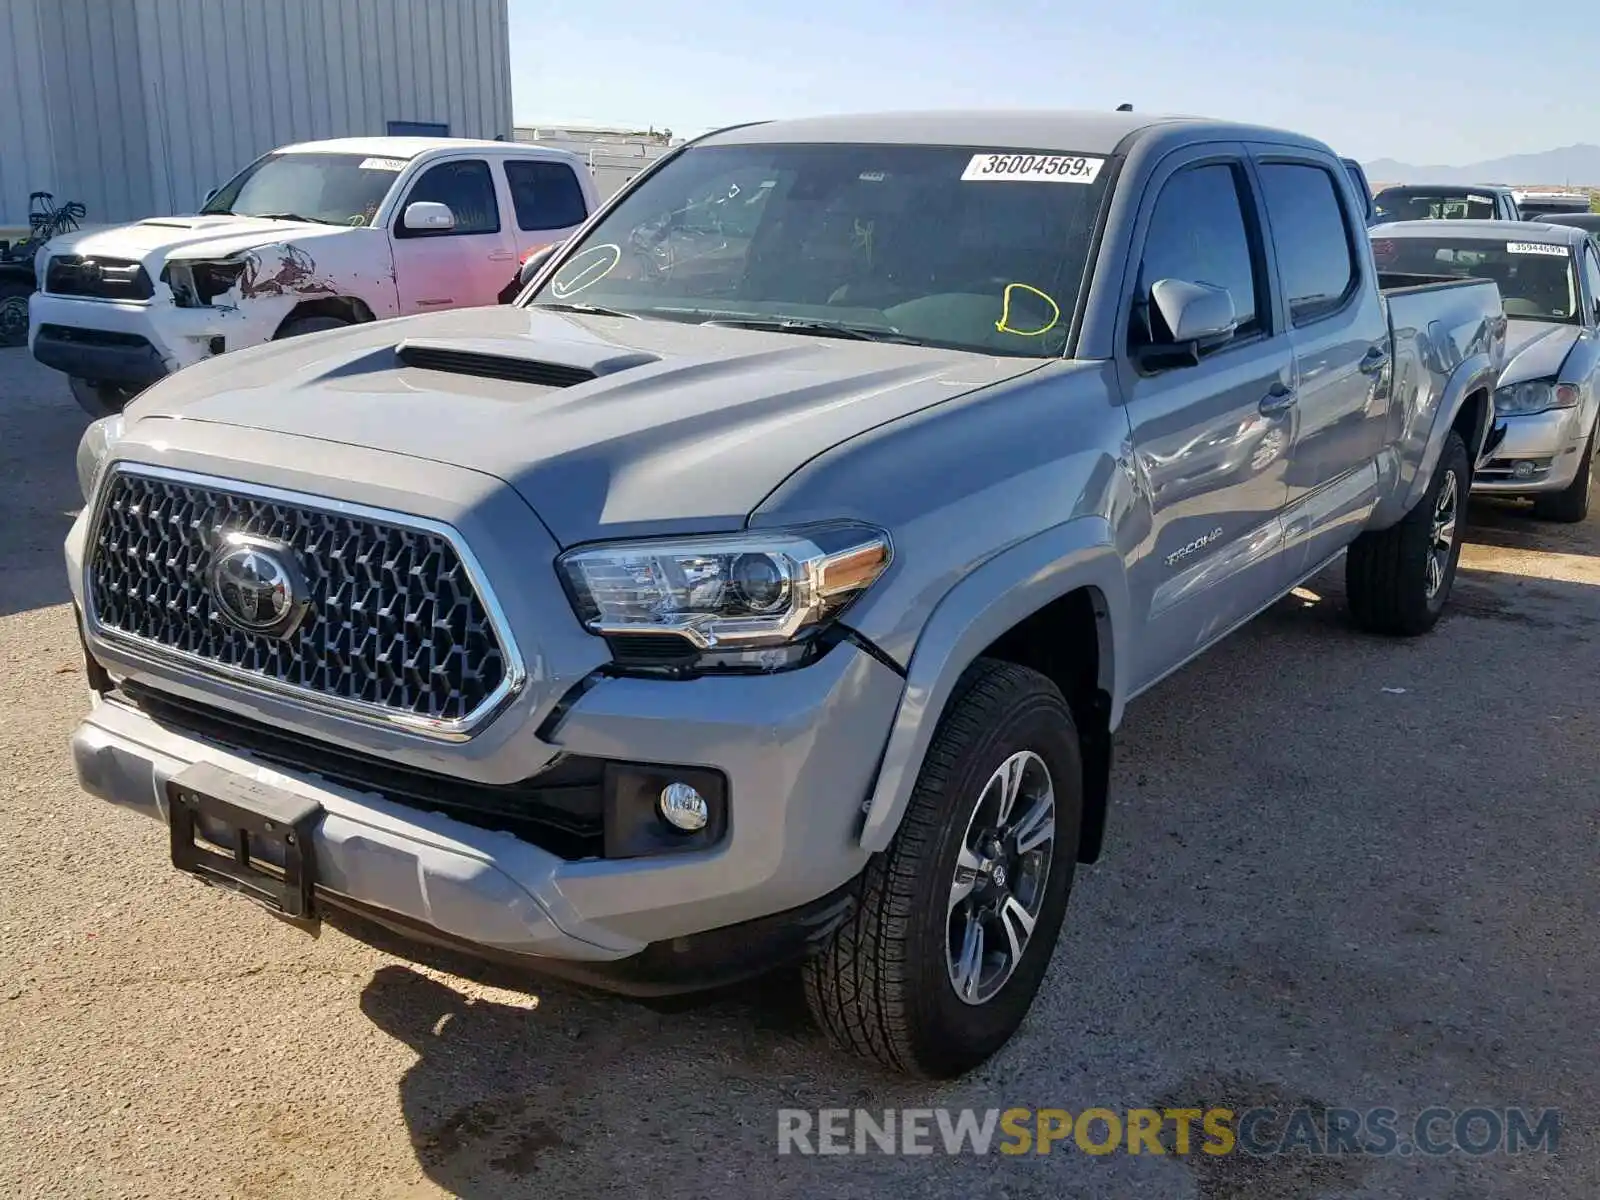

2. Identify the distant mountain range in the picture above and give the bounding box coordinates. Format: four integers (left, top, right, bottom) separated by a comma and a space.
1364, 144, 1600, 187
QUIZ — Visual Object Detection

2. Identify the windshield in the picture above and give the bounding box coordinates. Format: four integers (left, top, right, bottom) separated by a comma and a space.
201, 152, 409, 226
1372, 187, 1500, 222
525, 142, 1115, 356
1372, 235, 1579, 322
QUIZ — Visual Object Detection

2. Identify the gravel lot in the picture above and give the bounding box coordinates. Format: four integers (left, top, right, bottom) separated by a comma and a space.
2, 346, 1596, 1199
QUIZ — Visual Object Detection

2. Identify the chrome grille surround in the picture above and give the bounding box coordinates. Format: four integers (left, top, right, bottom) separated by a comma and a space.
83, 463, 526, 740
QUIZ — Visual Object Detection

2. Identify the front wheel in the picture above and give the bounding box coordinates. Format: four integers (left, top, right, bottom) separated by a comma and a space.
0, 278, 31, 348
275, 315, 351, 340
1531, 426, 1594, 523
803, 658, 1082, 1078
1346, 429, 1469, 636
68, 377, 140, 419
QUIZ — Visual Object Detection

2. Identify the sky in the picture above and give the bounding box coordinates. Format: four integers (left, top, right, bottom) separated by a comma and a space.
506, 0, 1599, 167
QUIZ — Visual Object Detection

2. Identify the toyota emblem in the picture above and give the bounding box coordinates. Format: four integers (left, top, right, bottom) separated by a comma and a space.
207, 533, 308, 638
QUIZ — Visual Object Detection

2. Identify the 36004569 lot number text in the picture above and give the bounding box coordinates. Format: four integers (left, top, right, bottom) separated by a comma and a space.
961, 153, 1106, 183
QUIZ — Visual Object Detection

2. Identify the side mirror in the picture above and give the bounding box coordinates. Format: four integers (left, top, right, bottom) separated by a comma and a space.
403, 201, 456, 233
203, 187, 219, 206
1135, 278, 1238, 371
518, 241, 563, 288
1151, 278, 1237, 344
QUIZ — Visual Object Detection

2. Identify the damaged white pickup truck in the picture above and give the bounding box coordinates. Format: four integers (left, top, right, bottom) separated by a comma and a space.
29, 136, 597, 417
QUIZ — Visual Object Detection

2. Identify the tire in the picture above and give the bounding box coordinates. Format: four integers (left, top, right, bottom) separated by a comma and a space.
69, 376, 140, 419
1531, 426, 1594, 523
1346, 429, 1469, 636
803, 658, 1083, 1078
0, 278, 30, 348
275, 315, 350, 340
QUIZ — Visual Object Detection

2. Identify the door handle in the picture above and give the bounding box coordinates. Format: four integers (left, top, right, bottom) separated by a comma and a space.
1259, 383, 1297, 416
488, 249, 516, 262
1359, 344, 1391, 375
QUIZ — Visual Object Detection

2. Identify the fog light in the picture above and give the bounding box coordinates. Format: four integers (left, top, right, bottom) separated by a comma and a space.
658, 782, 709, 832
1512, 460, 1536, 479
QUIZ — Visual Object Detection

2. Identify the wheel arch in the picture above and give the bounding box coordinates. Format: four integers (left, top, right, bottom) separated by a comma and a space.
858, 516, 1130, 862
1381, 355, 1500, 525
272, 294, 376, 337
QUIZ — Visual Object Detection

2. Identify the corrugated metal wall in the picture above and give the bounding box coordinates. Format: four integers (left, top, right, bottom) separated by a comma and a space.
0, 0, 58, 229
0, 0, 512, 227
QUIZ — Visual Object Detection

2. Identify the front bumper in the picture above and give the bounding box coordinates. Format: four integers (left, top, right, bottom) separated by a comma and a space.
70, 636, 903, 984
29, 291, 231, 381
1473, 408, 1592, 495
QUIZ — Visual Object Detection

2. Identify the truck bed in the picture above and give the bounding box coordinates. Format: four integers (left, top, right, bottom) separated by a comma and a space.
1377, 270, 1493, 295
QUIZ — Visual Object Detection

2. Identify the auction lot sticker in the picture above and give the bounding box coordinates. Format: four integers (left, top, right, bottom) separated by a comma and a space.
1506, 242, 1569, 256
962, 153, 1105, 183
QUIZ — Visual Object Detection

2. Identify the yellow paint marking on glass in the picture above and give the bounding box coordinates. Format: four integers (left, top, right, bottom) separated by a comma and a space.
996, 283, 1060, 336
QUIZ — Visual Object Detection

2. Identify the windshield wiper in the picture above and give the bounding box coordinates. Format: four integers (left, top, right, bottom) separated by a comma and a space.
534, 301, 641, 319
697, 315, 915, 343
252, 212, 338, 225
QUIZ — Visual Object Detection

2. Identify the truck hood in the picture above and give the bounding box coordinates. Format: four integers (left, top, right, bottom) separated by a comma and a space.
47, 214, 354, 271
126, 305, 1045, 545
1498, 319, 1579, 387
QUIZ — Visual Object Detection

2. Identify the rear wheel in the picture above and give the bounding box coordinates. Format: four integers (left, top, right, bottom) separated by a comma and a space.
69, 377, 140, 419
0, 278, 30, 348
1346, 429, 1469, 636
1531, 426, 1594, 523
803, 658, 1082, 1078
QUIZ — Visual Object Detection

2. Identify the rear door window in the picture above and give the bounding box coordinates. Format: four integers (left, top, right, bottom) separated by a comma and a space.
1257, 163, 1358, 324
504, 159, 590, 231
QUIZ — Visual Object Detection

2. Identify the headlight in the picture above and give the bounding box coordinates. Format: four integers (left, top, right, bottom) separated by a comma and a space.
165, 258, 247, 307
1494, 379, 1580, 417
558, 523, 892, 673
75, 414, 125, 502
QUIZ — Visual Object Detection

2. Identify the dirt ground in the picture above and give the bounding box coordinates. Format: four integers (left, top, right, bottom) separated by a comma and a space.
2, 348, 1596, 1198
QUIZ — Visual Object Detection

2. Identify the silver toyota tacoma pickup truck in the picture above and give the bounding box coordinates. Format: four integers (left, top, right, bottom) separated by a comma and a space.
66, 111, 1506, 1079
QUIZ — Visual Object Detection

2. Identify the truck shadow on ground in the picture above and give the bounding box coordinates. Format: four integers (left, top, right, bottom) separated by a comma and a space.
0, 349, 85, 618
356, 958, 858, 1198
1461, 497, 1598, 556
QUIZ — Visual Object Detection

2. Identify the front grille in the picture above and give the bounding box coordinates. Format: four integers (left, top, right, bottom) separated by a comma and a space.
87, 466, 515, 731
116, 682, 604, 860
46, 255, 154, 301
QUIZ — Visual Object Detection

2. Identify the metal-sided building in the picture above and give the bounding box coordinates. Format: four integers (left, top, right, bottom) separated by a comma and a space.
0, 0, 512, 231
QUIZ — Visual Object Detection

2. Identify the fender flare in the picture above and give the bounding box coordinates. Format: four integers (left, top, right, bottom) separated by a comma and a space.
1396, 352, 1499, 518
857, 515, 1131, 853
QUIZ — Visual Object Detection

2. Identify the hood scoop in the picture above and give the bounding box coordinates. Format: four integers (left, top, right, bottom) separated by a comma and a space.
395, 337, 659, 389
139, 218, 208, 229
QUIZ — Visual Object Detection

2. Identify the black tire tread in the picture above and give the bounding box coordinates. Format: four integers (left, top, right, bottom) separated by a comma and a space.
0, 277, 31, 349
803, 658, 1067, 1076
1531, 427, 1593, 523
1347, 430, 1468, 636
276, 315, 350, 340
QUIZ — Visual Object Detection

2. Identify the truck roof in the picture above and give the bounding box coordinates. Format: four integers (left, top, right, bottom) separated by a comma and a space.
697, 110, 1334, 156
1374, 183, 1516, 195
1374, 219, 1589, 246
271, 135, 572, 160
